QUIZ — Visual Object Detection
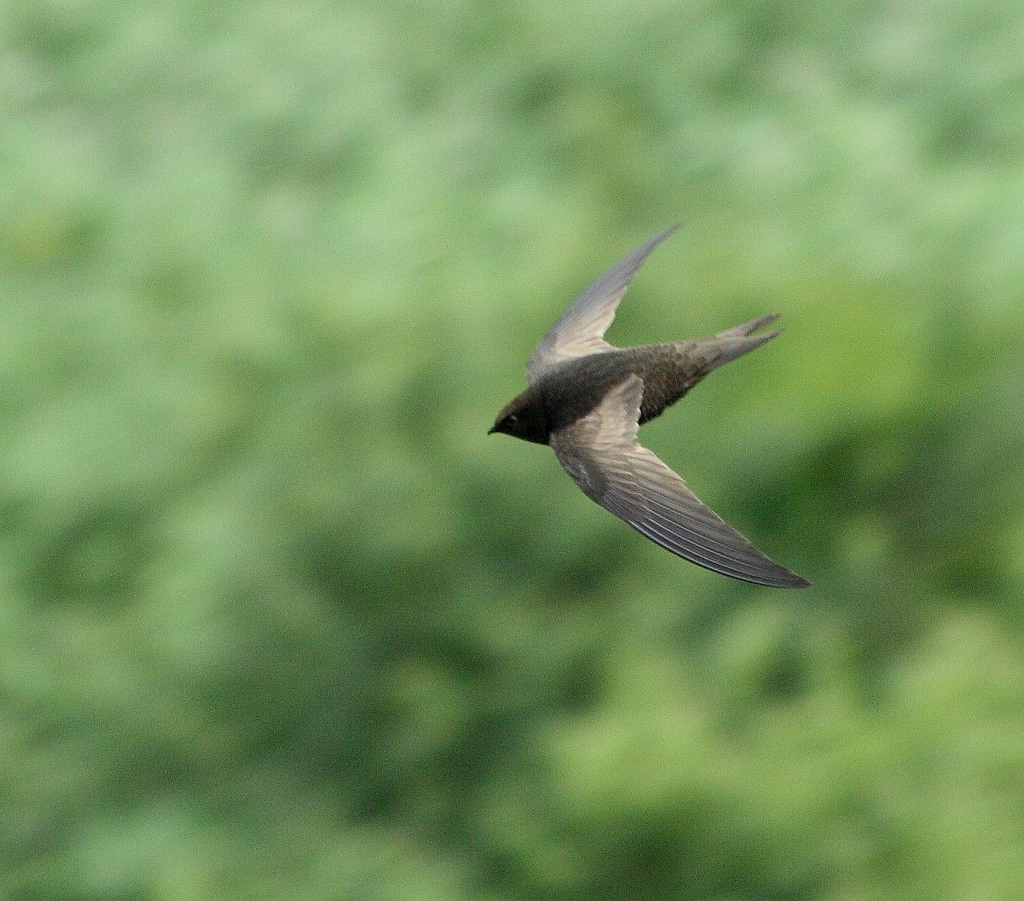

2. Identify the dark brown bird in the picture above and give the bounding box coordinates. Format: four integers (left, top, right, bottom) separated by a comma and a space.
489, 226, 810, 588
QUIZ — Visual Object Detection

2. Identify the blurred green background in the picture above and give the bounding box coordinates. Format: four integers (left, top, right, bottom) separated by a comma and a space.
2, 1, 1023, 898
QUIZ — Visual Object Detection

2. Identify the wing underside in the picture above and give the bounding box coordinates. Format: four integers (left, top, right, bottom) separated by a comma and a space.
549, 376, 809, 588
526, 226, 679, 384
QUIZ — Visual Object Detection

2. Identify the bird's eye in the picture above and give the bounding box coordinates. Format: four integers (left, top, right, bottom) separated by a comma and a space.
505, 414, 518, 427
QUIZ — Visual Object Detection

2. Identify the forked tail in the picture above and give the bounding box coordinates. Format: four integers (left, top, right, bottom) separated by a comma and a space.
704, 313, 782, 369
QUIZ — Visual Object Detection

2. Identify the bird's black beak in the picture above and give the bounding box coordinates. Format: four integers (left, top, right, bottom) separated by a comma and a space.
487, 425, 497, 435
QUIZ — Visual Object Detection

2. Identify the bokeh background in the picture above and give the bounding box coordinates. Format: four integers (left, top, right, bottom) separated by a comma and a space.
3, 1, 1023, 898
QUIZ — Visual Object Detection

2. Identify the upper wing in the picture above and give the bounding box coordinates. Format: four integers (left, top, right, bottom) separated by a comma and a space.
549, 375, 810, 588
526, 226, 679, 384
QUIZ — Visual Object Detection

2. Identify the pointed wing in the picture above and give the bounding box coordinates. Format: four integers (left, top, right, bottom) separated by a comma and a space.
526, 226, 679, 384
549, 375, 810, 588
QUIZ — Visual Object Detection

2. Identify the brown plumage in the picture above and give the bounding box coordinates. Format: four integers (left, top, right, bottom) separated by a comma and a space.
489, 226, 810, 588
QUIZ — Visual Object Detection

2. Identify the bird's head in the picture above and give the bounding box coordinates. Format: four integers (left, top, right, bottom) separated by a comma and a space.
488, 389, 549, 444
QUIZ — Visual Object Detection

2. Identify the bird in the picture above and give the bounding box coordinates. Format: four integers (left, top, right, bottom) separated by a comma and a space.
488, 226, 810, 588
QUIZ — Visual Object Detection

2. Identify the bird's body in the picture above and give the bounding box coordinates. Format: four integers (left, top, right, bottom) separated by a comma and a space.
504, 327, 781, 442
490, 227, 809, 588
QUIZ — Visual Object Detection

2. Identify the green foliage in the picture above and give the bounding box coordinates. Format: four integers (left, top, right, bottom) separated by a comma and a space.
1, 1, 1022, 898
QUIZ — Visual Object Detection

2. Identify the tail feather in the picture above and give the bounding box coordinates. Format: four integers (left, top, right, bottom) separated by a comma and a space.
703, 314, 782, 369
713, 313, 780, 340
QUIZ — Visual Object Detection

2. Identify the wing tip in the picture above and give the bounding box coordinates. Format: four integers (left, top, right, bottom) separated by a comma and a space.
768, 570, 812, 589
625, 224, 681, 263
698, 562, 811, 589
693, 557, 811, 589
731, 560, 810, 589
